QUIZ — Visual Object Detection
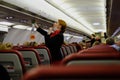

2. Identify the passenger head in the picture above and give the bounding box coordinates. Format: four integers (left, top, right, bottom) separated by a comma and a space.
92, 41, 100, 46
0, 43, 13, 50
91, 34, 96, 39
106, 37, 115, 45
82, 40, 86, 43
23, 42, 30, 46
115, 37, 120, 46
53, 19, 67, 33
95, 36, 100, 40
5, 43, 13, 49
29, 41, 38, 46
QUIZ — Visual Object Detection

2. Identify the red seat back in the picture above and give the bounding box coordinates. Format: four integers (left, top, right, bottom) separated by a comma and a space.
22, 65, 120, 80
61, 52, 120, 65
15, 48, 41, 64
22, 46, 52, 64
0, 50, 26, 73
78, 44, 119, 54
0, 50, 26, 80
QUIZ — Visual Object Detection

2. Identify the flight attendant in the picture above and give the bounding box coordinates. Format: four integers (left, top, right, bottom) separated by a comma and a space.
35, 19, 67, 62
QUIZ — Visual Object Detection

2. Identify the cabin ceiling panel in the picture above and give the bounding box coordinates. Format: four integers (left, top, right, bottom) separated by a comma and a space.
46, 0, 106, 32
1, 0, 107, 35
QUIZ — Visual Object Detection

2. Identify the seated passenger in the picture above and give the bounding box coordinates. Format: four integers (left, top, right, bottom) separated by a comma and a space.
5, 42, 13, 49
92, 41, 101, 46
23, 41, 30, 46
95, 36, 101, 43
29, 41, 38, 46
40, 42, 45, 46
111, 37, 120, 51
23, 41, 38, 47
79, 40, 86, 49
106, 37, 115, 45
0, 43, 13, 50
72, 42, 82, 51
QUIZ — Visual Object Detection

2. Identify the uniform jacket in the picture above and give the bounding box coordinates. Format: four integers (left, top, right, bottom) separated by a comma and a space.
37, 28, 63, 61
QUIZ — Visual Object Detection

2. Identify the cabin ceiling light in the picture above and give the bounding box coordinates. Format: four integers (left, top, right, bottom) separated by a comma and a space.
0, 21, 14, 26
13, 25, 28, 29
6, 16, 14, 19
2, 0, 106, 34
64, 33, 71, 36
0, 25, 9, 32
93, 23, 100, 26
46, 0, 106, 32
26, 27, 37, 31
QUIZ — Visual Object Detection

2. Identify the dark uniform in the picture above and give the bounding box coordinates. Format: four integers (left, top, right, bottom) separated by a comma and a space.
37, 28, 63, 61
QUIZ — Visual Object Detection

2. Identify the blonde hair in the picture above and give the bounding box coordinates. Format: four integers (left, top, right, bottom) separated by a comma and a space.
58, 19, 67, 33
0, 43, 13, 50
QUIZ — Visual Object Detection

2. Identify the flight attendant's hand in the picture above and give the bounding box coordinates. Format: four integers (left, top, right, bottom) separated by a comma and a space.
31, 19, 39, 28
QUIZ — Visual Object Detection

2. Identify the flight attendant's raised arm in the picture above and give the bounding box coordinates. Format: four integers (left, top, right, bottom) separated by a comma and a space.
34, 23, 48, 36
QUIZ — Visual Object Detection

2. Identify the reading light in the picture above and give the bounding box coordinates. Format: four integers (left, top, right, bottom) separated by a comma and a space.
20, 19, 27, 23
93, 23, 100, 26
6, 16, 14, 19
